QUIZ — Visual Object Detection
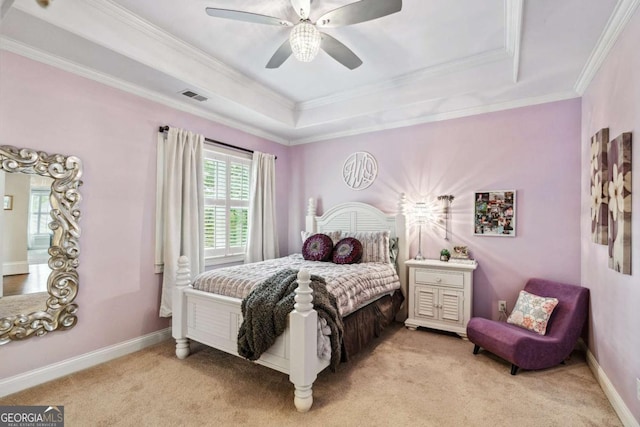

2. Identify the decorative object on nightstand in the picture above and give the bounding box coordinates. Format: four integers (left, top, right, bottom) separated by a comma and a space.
452, 245, 469, 259
404, 259, 478, 338
437, 195, 454, 240
439, 249, 450, 262
449, 245, 476, 264
413, 201, 429, 260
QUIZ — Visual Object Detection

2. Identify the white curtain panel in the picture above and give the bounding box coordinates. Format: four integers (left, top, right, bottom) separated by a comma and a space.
158, 127, 204, 317
245, 151, 279, 263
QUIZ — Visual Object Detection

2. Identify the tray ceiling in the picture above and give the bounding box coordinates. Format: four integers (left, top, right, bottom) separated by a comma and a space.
0, 0, 635, 144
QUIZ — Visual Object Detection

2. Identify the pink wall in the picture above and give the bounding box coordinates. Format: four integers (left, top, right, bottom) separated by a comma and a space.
581, 7, 640, 421
0, 51, 290, 379
289, 99, 583, 320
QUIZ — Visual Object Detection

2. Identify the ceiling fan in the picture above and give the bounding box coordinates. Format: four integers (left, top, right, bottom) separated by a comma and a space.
205, 0, 402, 70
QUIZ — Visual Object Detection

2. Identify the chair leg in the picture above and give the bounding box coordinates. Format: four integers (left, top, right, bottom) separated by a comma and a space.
510, 364, 519, 375
473, 344, 480, 355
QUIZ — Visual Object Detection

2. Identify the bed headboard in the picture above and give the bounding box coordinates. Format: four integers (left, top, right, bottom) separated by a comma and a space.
304, 196, 409, 320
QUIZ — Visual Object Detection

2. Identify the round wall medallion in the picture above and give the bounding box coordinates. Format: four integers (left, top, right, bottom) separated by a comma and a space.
342, 151, 378, 190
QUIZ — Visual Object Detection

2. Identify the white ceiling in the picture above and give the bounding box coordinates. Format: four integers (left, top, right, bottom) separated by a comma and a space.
0, 0, 637, 144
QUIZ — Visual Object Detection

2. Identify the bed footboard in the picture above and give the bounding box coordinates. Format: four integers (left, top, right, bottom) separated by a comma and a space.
172, 256, 327, 412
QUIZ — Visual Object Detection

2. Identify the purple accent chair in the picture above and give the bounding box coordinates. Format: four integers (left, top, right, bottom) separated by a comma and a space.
466, 278, 589, 375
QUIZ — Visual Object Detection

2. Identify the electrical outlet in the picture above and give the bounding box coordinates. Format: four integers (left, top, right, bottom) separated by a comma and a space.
636, 378, 640, 401
498, 300, 507, 313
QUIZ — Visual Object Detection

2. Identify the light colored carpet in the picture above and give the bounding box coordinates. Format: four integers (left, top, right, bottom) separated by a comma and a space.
1, 324, 621, 426
0, 292, 48, 319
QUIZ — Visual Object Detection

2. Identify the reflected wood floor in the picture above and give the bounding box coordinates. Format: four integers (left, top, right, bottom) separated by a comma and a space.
2, 263, 49, 296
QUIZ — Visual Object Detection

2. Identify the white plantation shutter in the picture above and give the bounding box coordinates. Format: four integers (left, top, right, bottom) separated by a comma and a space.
229, 160, 250, 253
203, 147, 251, 259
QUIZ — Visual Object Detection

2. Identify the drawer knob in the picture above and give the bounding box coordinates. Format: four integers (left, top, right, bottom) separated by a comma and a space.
436, 277, 442, 283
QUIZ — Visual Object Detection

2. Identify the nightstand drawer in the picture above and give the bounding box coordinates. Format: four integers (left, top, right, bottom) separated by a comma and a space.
414, 269, 464, 288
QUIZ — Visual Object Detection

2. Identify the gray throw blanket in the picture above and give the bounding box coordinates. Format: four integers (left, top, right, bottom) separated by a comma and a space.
238, 269, 344, 372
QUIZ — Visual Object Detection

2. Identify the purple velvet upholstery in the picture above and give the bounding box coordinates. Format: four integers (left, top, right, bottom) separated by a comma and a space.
466, 278, 589, 372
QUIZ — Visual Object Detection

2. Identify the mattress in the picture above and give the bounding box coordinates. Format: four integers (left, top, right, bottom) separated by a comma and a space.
192, 254, 401, 317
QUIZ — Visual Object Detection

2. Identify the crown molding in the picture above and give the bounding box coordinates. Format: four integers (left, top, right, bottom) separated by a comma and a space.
290, 90, 580, 145
80, 0, 294, 112
13, 0, 296, 121
0, 0, 15, 21
574, 0, 640, 95
505, 0, 524, 83
1, 37, 581, 149
297, 48, 509, 112
0, 37, 290, 145
298, 3, 520, 113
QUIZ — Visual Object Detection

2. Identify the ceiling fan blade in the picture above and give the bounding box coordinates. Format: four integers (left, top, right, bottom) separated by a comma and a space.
205, 8, 292, 26
266, 39, 293, 69
316, 0, 402, 28
320, 33, 363, 70
290, 0, 311, 19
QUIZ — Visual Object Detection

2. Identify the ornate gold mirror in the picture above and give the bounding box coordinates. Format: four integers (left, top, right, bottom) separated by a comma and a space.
0, 145, 82, 344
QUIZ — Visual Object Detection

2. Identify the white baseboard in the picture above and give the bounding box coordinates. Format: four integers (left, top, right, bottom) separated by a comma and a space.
0, 327, 172, 398
2, 261, 29, 275
585, 348, 639, 427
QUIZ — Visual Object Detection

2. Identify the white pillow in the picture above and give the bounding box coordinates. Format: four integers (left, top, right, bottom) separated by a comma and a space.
341, 230, 391, 263
300, 230, 342, 244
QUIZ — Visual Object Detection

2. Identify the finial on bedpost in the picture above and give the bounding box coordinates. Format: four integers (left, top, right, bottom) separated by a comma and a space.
176, 255, 191, 287
399, 192, 408, 215
305, 199, 317, 234
294, 269, 313, 313
307, 198, 316, 217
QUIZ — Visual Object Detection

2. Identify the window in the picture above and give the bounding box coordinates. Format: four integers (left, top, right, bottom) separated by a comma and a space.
203, 147, 251, 262
29, 189, 52, 249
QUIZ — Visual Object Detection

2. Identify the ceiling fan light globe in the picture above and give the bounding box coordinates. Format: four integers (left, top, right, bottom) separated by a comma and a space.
289, 21, 321, 62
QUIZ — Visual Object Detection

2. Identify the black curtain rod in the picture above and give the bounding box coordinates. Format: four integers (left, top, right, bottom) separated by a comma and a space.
159, 125, 259, 157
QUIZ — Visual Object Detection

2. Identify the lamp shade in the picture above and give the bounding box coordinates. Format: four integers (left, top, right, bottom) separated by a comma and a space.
290, 21, 321, 62
414, 201, 429, 224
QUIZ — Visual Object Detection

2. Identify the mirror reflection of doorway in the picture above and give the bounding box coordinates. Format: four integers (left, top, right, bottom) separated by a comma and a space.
2, 174, 52, 298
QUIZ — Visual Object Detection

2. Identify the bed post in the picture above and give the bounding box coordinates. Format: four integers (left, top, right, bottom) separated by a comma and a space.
396, 193, 409, 321
305, 197, 317, 234
289, 269, 317, 412
172, 255, 191, 359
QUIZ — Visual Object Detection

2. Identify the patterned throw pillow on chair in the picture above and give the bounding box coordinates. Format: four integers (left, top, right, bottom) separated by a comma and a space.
507, 290, 559, 335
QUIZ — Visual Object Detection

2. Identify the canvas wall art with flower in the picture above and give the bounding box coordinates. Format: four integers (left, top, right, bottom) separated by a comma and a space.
607, 132, 632, 275
590, 128, 609, 245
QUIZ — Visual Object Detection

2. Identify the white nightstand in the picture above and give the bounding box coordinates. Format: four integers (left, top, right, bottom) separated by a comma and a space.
404, 259, 478, 339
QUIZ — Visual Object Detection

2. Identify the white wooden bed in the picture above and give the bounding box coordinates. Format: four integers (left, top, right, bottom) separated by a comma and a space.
172, 196, 408, 412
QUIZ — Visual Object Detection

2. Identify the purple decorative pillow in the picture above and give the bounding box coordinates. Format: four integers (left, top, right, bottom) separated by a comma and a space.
302, 233, 334, 261
332, 237, 363, 264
